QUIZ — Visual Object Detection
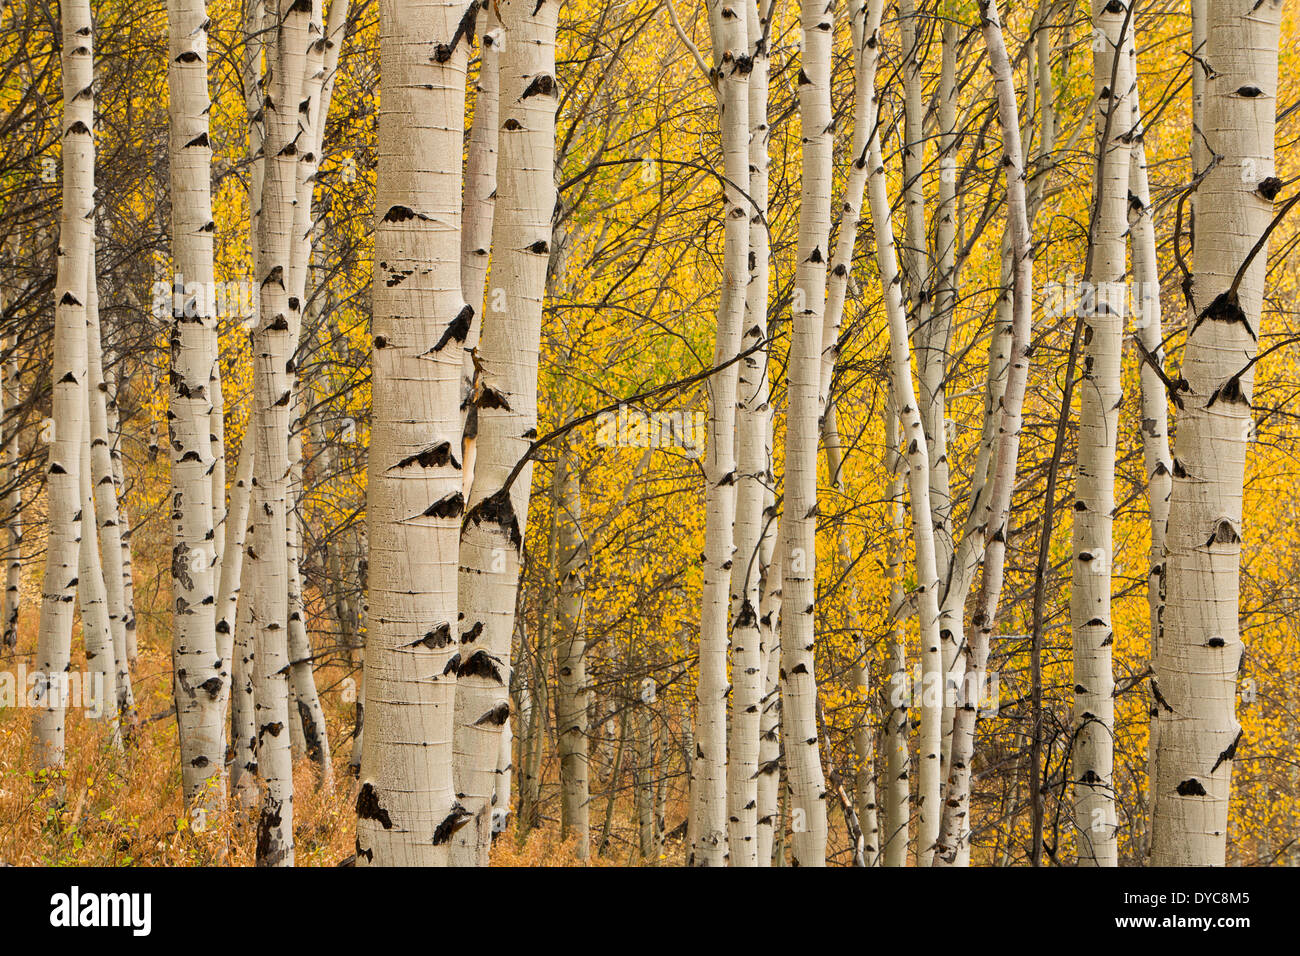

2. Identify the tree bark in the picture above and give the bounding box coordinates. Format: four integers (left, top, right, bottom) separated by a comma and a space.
358, 0, 476, 867
778, 0, 835, 867
1070, 0, 1132, 867
1152, 0, 1280, 867
33, 0, 95, 777
451, 0, 559, 866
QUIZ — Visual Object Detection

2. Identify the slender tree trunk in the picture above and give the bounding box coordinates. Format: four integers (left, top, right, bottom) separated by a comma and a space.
167, 0, 226, 812
881, 399, 910, 865
1152, 0, 1280, 867
934, 0, 1034, 866
1127, 66, 1172, 863
864, 69, 944, 867
775, 0, 835, 869
451, 0, 559, 866
755, 539, 782, 865
931, 1, 962, 771
635, 675, 657, 861
76, 313, 119, 747
249, 0, 314, 866
1070, 0, 1132, 867
358, 0, 476, 867
2, 337, 20, 653
86, 260, 135, 727
725, 0, 772, 868
34, 0, 95, 777
104, 367, 137, 669
689, 0, 749, 867
460, 0, 500, 439
553, 449, 589, 859
230, 583, 259, 806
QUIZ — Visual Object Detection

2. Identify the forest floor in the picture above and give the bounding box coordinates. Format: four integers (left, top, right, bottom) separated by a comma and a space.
0, 606, 616, 866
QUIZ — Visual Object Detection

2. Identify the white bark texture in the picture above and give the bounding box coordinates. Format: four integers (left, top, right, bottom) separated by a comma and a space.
77, 367, 118, 746
778, 0, 834, 868
460, 0, 500, 421
1127, 59, 1172, 858
2, 339, 20, 652
33, 0, 95, 773
451, 0, 558, 866
358, 0, 476, 866
167, 0, 226, 810
881, 399, 910, 866
934, 0, 1033, 865
864, 105, 944, 868
554, 450, 589, 858
725, 0, 771, 867
1152, 0, 1281, 867
1070, 0, 1132, 867
690, 0, 749, 867
249, 0, 314, 866
86, 264, 134, 725
754, 531, 782, 865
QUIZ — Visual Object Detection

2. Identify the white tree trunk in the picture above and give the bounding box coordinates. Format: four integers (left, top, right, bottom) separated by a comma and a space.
86, 260, 134, 726
451, 0, 559, 866
1070, 0, 1132, 867
553, 449, 589, 859
358, 0, 476, 866
725, 0, 772, 867
460, 0, 500, 434
1, 337, 20, 653
33, 0, 95, 775
248, 0, 314, 865
689, 0, 749, 867
1127, 67, 1172, 861
167, 0, 225, 811
864, 113, 944, 869
755, 530, 782, 865
103, 366, 137, 667
881, 400, 910, 866
778, 0, 834, 867
1152, 0, 1280, 867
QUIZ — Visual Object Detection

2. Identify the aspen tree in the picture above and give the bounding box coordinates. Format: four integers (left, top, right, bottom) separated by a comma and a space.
779, 0, 834, 868
1070, 0, 1132, 867
1153, 0, 1282, 867
862, 51, 944, 867
451, 0, 559, 866
816, 0, 870, 419
931, 3, 962, 767
755, 527, 782, 865
881, 398, 910, 866
33, 0, 95, 774
166, 0, 226, 809
726, 0, 772, 866
687, 0, 749, 867
460, 0, 500, 439
284, 384, 330, 783
1127, 67, 1172, 860
935, 0, 1034, 865
358, 0, 476, 867
77, 372, 118, 746
1, 338, 19, 653
553, 449, 589, 858
249, 0, 315, 865
231, 591, 259, 806
103, 367, 137, 667
86, 264, 134, 724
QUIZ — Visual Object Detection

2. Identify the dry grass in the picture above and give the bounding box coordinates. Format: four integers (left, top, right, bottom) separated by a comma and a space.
0, 602, 640, 867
